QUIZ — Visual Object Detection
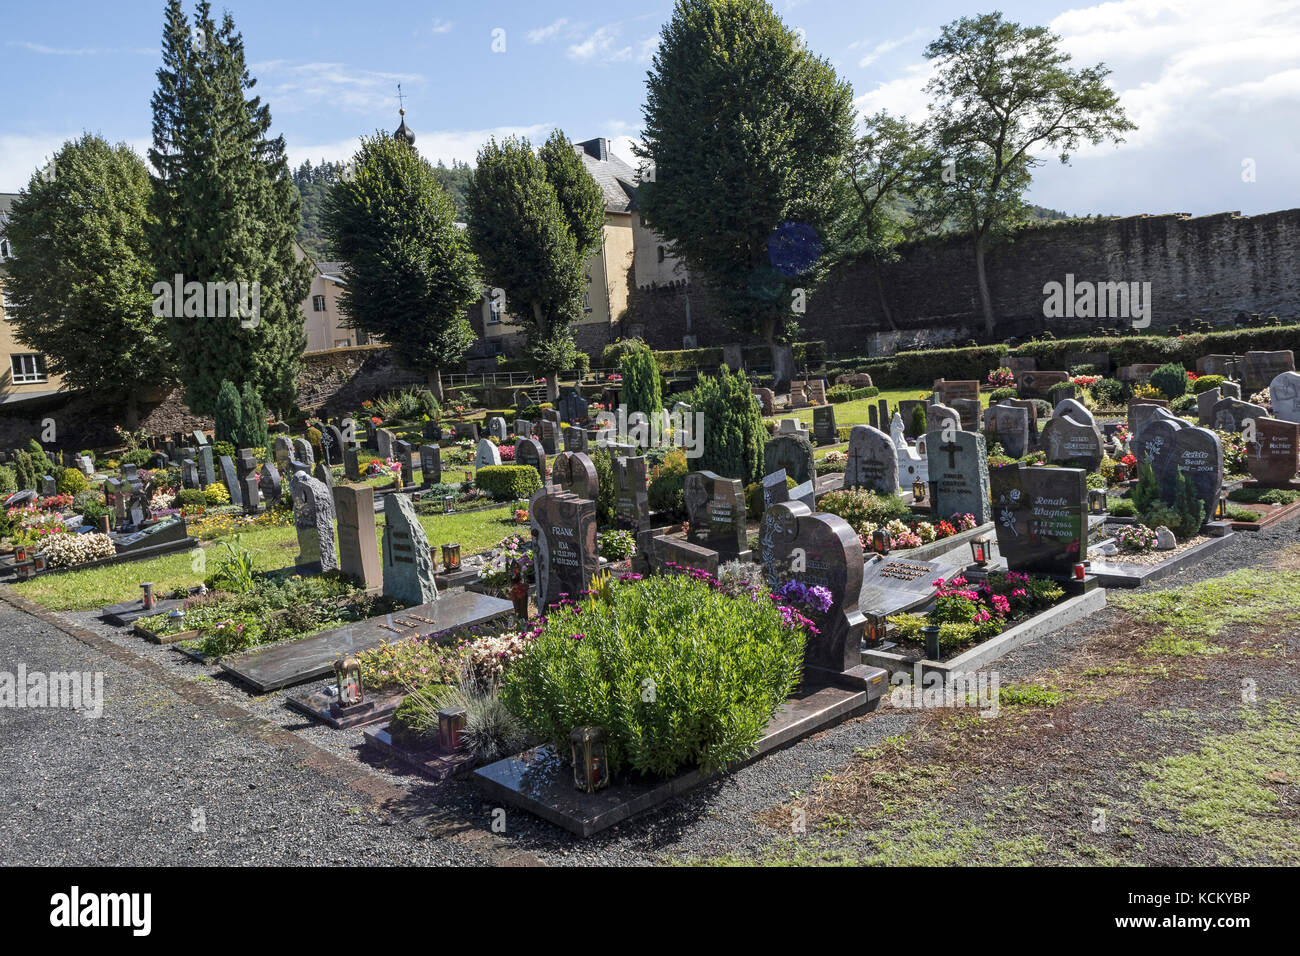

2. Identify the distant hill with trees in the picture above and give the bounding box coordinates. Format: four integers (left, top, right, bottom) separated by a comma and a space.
292, 157, 473, 261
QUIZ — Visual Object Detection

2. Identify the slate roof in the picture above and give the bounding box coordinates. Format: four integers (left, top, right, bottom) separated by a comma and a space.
0, 192, 17, 234
576, 143, 639, 215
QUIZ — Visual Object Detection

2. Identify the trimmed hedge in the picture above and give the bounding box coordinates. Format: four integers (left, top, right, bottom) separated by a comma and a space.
1014, 326, 1300, 369
850, 345, 1011, 388
645, 341, 826, 374
476, 465, 543, 501
827, 384, 880, 403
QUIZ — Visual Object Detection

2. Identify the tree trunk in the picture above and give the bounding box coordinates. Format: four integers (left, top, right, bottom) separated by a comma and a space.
974, 234, 997, 339
545, 374, 559, 402
428, 368, 444, 403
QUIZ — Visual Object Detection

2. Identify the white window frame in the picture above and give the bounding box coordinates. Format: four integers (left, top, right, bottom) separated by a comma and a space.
312, 294, 327, 312
11, 353, 48, 384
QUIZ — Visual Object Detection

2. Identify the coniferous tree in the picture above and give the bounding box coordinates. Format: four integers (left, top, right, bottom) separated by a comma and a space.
213, 379, 243, 442
3, 135, 174, 426
235, 380, 269, 450
148, 0, 312, 416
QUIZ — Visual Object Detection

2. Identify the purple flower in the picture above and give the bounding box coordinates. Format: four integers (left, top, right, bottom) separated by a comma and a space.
806, 585, 834, 614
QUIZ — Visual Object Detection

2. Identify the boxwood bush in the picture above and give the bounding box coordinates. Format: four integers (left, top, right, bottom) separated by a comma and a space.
476, 465, 543, 501
501, 573, 806, 777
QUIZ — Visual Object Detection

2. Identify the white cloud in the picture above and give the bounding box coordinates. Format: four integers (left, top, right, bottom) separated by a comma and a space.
568, 26, 634, 63
430, 18, 453, 35
5, 40, 152, 56
0, 134, 154, 193
851, 0, 1300, 214
287, 124, 557, 170
528, 19, 570, 44
852, 27, 929, 69
254, 63, 424, 116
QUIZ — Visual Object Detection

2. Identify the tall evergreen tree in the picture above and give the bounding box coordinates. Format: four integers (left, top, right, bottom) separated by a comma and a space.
465, 131, 605, 400
148, 0, 312, 416
213, 379, 243, 442
235, 380, 269, 450
323, 133, 482, 401
3, 134, 174, 426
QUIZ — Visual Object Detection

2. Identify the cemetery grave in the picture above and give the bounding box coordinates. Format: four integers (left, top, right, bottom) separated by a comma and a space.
17, 351, 1299, 847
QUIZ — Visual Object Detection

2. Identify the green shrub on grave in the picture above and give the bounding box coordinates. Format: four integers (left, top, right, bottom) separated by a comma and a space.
476, 465, 543, 501
1109, 499, 1137, 517
501, 572, 805, 778
119, 449, 155, 469
0, 465, 16, 495
173, 488, 208, 509
908, 404, 927, 439
1171, 393, 1197, 414
688, 366, 767, 485
1192, 374, 1225, 395
1229, 487, 1300, 505
590, 447, 616, 526
12, 452, 36, 491
817, 488, 911, 534
1149, 362, 1189, 400
649, 447, 690, 520
618, 340, 663, 419
990, 387, 1017, 402
56, 468, 89, 495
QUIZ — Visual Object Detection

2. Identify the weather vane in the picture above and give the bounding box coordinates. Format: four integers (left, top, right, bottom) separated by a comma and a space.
397, 83, 406, 114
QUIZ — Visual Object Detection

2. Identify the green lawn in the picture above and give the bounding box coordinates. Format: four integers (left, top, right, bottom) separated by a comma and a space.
13, 502, 522, 612
773, 387, 993, 433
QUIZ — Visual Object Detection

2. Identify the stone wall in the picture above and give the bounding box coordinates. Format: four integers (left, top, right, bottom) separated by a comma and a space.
0, 345, 429, 450
624, 208, 1300, 356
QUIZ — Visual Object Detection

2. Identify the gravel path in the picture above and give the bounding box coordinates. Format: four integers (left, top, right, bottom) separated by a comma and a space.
2, 515, 1295, 866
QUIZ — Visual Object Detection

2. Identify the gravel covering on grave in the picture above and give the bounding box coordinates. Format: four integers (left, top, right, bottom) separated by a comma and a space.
1093, 534, 1210, 566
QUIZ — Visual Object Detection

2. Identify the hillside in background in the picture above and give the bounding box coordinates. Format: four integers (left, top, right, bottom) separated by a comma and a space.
292, 158, 473, 262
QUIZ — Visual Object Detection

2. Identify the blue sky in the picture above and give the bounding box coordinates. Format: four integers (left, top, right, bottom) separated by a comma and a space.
2, 0, 1297, 216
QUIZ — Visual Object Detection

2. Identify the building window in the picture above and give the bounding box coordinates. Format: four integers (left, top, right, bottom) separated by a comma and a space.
1, 293, 13, 319
11, 353, 48, 384
312, 294, 327, 312
657, 245, 665, 263
0, 238, 10, 258
333, 338, 352, 349
355, 329, 370, 346
487, 297, 503, 324
583, 291, 592, 314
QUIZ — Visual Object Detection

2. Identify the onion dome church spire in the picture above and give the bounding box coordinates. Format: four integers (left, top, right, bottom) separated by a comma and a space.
393, 84, 415, 146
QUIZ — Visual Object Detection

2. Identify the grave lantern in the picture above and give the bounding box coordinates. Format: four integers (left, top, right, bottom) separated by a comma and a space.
442, 494, 456, 515
969, 534, 990, 567
1088, 489, 1108, 515
32, 552, 48, 573
912, 479, 926, 502
441, 542, 461, 572
13, 545, 27, 564
570, 725, 611, 793
140, 582, 155, 611
871, 528, 892, 555
921, 624, 941, 661
1215, 493, 1228, 520
333, 655, 364, 708
437, 706, 467, 751
865, 613, 887, 645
